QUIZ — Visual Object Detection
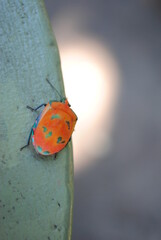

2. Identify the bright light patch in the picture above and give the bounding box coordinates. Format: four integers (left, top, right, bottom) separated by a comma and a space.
51, 0, 120, 173
59, 38, 120, 172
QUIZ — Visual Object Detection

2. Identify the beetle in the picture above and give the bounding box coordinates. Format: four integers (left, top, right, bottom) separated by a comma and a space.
20, 78, 77, 157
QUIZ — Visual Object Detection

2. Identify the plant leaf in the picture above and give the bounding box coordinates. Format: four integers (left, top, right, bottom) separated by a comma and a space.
0, 1, 73, 239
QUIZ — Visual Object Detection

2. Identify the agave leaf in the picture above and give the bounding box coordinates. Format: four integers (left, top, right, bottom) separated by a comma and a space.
0, 1, 73, 239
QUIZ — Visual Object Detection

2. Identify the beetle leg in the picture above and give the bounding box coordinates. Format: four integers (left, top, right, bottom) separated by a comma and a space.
54, 153, 57, 159
27, 103, 47, 112
20, 128, 33, 151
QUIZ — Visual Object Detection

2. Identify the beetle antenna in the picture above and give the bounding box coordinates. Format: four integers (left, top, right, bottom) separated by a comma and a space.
46, 77, 63, 100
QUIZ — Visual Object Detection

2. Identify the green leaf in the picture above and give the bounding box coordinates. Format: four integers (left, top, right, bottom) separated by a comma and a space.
0, 1, 73, 240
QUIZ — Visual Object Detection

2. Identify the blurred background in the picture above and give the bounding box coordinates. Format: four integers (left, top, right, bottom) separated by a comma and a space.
45, 1, 161, 239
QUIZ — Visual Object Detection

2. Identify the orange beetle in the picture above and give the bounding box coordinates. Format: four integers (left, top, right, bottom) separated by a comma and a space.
20, 79, 77, 157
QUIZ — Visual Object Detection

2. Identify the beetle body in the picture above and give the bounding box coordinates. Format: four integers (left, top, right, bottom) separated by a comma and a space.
31, 99, 77, 155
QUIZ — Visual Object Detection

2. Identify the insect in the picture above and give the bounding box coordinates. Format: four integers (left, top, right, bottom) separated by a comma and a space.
20, 78, 77, 157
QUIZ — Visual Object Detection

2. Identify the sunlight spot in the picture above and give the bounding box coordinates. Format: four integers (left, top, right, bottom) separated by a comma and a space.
52, 11, 121, 173
60, 39, 121, 172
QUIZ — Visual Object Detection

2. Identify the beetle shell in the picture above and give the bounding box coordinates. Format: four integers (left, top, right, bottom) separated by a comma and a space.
32, 99, 77, 155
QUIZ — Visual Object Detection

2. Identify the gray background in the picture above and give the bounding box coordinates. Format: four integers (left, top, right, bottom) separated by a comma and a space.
45, 1, 161, 239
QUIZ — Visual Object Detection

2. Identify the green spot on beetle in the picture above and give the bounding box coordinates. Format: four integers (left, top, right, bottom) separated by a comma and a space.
51, 114, 60, 119
57, 137, 66, 144
43, 151, 50, 155
66, 121, 70, 130
42, 126, 47, 132
45, 131, 52, 138
37, 146, 42, 152
57, 137, 62, 143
